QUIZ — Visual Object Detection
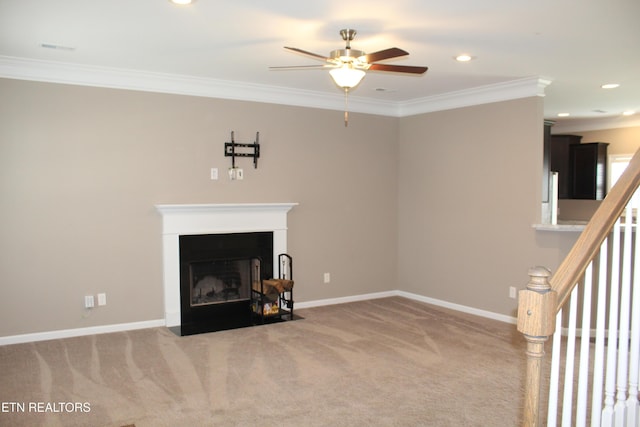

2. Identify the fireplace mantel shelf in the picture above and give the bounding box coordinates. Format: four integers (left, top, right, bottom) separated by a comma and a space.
155, 203, 298, 215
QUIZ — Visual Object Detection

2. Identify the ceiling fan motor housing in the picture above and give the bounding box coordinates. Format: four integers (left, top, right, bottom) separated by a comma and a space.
330, 48, 365, 63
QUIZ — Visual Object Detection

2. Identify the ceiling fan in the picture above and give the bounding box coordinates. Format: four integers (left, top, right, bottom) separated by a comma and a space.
270, 29, 428, 125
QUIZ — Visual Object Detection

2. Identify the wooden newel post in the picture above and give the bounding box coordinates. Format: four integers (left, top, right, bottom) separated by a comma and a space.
517, 266, 558, 427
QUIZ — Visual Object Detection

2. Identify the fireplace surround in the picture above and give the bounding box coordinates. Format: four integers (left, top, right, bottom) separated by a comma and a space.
156, 203, 297, 334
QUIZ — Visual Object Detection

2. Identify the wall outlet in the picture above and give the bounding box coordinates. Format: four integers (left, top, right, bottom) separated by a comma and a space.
210, 168, 218, 180
229, 167, 243, 180
84, 295, 95, 308
323, 272, 331, 283
509, 286, 517, 299
97, 293, 107, 306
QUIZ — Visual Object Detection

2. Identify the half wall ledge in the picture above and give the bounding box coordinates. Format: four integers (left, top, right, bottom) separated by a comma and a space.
532, 222, 586, 232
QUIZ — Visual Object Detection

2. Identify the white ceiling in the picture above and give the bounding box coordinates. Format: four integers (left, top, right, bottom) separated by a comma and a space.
1, 0, 639, 131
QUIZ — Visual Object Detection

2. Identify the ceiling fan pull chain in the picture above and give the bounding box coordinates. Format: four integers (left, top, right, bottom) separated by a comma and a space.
344, 88, 349, 127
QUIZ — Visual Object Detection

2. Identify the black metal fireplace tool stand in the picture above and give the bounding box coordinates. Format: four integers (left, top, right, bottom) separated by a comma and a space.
251, 254, 294, 324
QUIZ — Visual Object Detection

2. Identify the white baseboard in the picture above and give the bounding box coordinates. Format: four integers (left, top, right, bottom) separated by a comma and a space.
395, 291, 517, 325
296, 290, 516, 325
295, 291, 398, 309
0, 319, 165, 346
0, 290, 516, 345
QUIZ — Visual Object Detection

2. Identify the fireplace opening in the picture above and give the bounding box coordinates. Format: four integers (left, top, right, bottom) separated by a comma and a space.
189, 258, 258, 306
178, 232, 273, 335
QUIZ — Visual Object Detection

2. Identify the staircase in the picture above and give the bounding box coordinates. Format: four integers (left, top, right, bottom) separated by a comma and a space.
518, 148, 640, 426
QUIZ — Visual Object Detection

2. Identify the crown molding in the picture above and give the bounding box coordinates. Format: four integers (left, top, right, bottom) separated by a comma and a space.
0, 55, 548, 118
549, 115, 640, 133
398, 76, 550, 117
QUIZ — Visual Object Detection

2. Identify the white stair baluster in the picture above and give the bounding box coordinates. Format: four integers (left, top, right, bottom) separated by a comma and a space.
548, 308, 563, 427
626, 201, 640, 426
603, 217, 623, 426
591, 237, 610, 427
576, 262, 594, 427
625, 207, 640, 427
562, 285, 579, 427
614, 206, 634, 426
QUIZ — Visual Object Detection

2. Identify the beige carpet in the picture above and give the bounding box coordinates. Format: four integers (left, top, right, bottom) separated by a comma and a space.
0, 297, 527, 426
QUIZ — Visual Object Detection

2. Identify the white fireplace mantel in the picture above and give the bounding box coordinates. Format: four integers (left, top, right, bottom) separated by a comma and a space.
155, 203, 297, 327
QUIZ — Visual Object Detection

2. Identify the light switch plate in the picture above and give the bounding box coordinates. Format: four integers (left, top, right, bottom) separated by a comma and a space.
85, 295, 95, 308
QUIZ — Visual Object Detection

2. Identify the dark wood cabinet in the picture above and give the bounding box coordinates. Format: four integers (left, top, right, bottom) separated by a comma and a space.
545, 131, 609, 200
569, 142, 608, 200
542, 121, 553, 203
550, 134, 582, 199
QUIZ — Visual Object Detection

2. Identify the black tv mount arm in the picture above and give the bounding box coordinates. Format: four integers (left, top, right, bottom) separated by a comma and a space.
224, 131, 260, 169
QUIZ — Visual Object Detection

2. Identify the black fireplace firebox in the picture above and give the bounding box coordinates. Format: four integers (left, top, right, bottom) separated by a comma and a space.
177, 232, 273, 335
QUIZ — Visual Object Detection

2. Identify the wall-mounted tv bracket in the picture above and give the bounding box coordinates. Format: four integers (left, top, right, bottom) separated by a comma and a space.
224, 131, 260, 169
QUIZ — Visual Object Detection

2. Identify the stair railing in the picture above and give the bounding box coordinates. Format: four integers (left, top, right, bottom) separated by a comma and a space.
518, 147, 640, 426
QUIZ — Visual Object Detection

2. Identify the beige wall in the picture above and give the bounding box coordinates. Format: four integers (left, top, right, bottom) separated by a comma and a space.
0, 78, 398, 336
397, 98, 578, 316
1, 78, 588, 337
578, 126, 640, 155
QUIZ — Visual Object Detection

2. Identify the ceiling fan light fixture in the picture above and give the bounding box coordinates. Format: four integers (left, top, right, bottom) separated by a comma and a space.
329, 66, 366, 89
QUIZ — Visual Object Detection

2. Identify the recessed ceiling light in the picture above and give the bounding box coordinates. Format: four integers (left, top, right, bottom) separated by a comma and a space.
623, 110, 636, 116
455, 54, 473, 62
169, 0, 194, 4
557, 113, 570, 117
601, 83, 620, 89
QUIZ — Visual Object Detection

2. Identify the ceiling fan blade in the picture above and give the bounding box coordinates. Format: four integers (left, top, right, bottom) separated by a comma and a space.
284, 46, 330, 61
368, 63, 428, 74
361, 47, 409, 63
269, 64, 334, 70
